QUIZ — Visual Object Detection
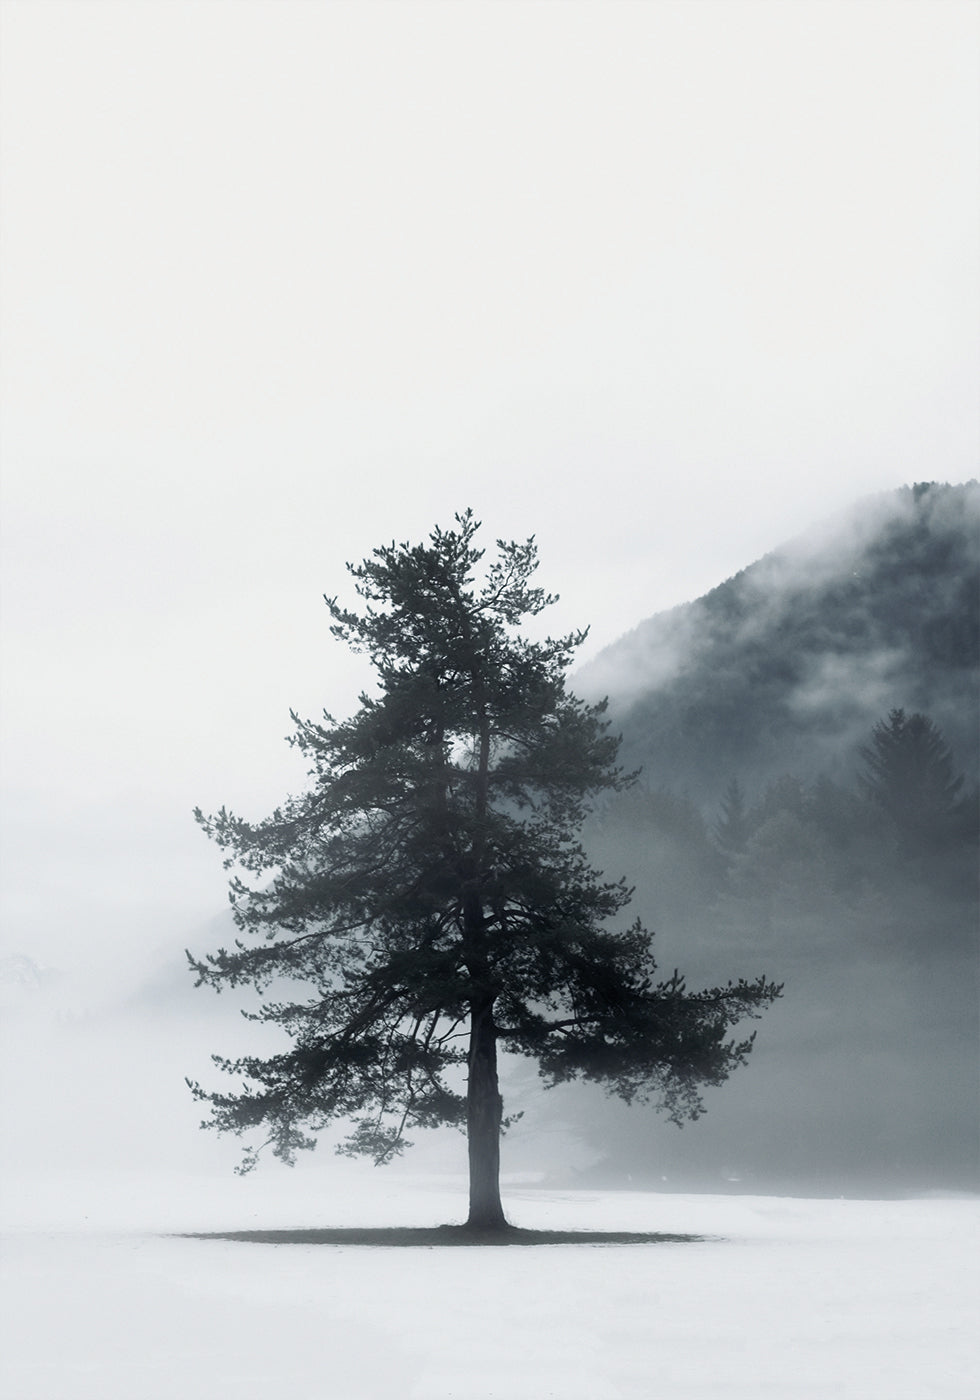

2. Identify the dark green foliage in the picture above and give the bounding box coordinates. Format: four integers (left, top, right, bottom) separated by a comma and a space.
187, 514, 781, 1200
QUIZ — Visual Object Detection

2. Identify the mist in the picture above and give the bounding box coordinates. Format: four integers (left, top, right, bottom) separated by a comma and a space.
1, 0, 978, 1296
2, 482, 975, 1209
4, 9, 978, 1395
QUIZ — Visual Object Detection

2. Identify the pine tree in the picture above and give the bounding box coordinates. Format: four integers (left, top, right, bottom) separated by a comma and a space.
713, 777, 752, 859
188, 513, 781, 1230
858, 709, 966, 853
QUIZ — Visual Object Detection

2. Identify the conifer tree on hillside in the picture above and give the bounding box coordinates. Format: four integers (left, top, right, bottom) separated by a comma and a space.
713, 778, 751, 859
188, 513, 781, 1230
858, 709, 967, 853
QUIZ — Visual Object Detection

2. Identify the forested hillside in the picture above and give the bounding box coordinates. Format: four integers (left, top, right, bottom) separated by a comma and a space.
578, 481, 979, 802
566, 482, 979, 1192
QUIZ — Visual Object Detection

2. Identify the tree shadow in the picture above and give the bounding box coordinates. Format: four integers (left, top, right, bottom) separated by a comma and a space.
176, 1225, 706, 1247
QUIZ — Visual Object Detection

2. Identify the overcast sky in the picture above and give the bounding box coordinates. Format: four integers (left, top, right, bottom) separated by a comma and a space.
1, 0, 978, 978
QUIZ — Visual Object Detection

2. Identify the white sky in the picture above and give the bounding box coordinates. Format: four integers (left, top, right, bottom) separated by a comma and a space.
1, 0, 978, 973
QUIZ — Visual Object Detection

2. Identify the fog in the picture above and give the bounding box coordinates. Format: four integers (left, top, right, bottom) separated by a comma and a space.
578, 483, 980, 794
2, 2, 978, 1210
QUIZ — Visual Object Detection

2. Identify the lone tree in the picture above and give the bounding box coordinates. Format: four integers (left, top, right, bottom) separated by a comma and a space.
188, 513, 781, 1230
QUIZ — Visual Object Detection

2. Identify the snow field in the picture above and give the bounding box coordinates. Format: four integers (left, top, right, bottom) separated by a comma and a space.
1, 1170, 977, 1400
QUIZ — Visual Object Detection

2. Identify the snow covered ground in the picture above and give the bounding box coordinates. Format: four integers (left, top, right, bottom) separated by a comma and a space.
2, 1165, 977, 1400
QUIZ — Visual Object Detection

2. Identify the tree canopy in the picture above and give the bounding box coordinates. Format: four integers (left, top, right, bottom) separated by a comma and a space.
188, 512, 781, 1228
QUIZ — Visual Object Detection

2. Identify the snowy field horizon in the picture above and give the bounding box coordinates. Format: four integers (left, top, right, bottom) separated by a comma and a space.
2, 1161, 977, 1399
2, 936, 977, 1396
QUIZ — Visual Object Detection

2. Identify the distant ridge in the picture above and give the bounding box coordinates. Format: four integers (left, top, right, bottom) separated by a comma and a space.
577, 482, 979, 804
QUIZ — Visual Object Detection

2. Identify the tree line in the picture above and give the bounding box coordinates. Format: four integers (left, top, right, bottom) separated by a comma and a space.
590, 706, 976, 954
576, 706, 977, 1189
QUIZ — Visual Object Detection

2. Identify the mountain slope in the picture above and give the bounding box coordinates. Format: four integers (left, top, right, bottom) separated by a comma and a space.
577, 481, 979, 804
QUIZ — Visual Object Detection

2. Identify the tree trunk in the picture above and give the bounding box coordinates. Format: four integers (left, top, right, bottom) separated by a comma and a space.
465, 996, 508, 1230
